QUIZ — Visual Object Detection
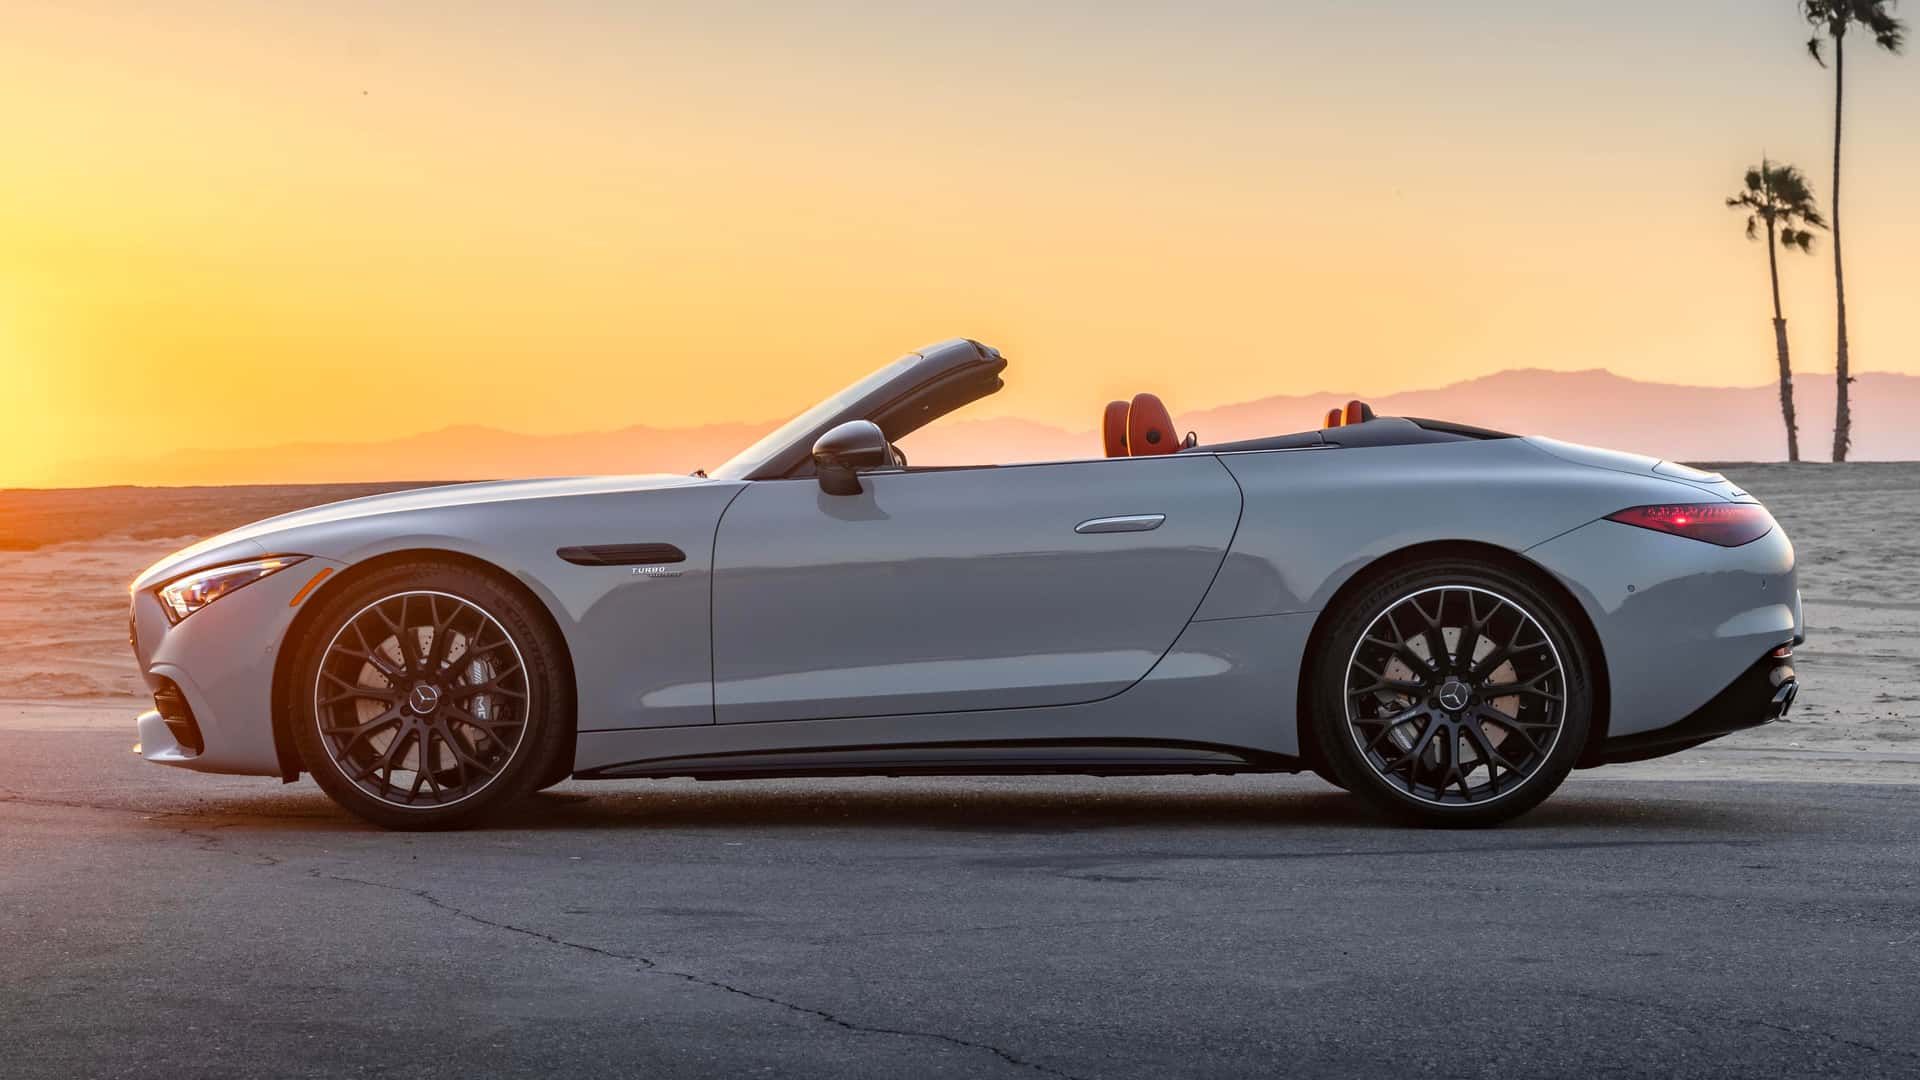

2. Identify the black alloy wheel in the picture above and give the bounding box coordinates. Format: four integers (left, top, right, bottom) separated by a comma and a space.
291, 562, 570, 830
1311, 560, 1593, 826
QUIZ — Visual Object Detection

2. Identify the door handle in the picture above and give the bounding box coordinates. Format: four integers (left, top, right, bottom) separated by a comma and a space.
1075, 514, 1166, 534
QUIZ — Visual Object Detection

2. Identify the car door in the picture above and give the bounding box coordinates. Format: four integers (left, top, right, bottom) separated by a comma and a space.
709, 454, 1242, 724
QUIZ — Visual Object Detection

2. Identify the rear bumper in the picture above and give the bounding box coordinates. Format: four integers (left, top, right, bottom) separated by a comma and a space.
1527, 516, 1797, 739
1588, 647, 1799, 765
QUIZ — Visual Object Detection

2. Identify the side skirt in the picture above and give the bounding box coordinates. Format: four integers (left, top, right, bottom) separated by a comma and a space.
575, 739, 1303, 782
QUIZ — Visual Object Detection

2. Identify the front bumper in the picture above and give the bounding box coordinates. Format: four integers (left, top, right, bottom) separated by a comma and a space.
1589, 646, 1799, 765
130, 555, 346, 776
137, 708, 200, 764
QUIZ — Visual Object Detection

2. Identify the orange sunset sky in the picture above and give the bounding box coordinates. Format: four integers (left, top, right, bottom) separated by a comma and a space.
4, 1, 1917, 488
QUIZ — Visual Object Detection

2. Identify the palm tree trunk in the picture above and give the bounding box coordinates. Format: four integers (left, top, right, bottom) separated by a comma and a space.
1766, 220, 1800, 462
1773, 319, 1800, 463
1830, 34, 1852, 462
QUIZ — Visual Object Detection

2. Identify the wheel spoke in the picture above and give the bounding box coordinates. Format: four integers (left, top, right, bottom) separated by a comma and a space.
395, 594, 418, 668
1485, 668, 1563, 702
323, 706, 406, 754
1413, 591, 1456, 673
1448, 735, 1473, 800
360, 728, 411, 799
1467, 644, 1513, 685
349, 623, 405, 679
1383, 714, 1441, 774
1463, 720, 1517, 795
436, 721, 492, 780
448, 680, 529, 702
1475, 706, 1546, 756
1348, 659, 1425, 696
444, 702, 523, 737
1378, 611, 1426, 676
320, 670, 397, 703
425, 595, 462, 673
1358, 705, 1428, 752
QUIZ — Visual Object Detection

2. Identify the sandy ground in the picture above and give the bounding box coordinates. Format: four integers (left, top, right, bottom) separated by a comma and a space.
0, 463, 1915, 778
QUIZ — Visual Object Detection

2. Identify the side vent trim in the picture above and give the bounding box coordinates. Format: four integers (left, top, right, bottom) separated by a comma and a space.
557, 543, 688, 567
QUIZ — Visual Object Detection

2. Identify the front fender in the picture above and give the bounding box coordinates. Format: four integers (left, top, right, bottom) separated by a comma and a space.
259, 482, 745, 731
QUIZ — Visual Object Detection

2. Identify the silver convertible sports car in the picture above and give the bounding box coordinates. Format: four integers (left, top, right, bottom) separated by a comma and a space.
130, 339, 1802, 829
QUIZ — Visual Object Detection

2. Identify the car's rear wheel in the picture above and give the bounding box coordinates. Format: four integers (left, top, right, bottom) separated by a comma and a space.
290, 561, 571, 830
1310, 558, 1593, 827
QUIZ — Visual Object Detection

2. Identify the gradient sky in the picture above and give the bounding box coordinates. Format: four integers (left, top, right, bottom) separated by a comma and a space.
3, 1, 1916, 487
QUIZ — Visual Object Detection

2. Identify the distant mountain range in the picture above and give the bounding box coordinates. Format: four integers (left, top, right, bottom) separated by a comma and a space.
45, 369, 1920, 487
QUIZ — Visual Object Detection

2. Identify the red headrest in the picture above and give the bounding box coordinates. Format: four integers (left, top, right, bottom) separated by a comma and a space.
1324, 407, 1345, 429
1343, 399, 1375, 425
1128, 393, 1180, 456
1102, 400, 1130, 458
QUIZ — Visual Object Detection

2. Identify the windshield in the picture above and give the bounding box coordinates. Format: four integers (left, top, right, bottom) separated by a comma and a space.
709, 354, 920, 481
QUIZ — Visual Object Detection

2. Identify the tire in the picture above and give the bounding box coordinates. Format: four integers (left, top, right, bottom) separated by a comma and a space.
290, 560, 572, 830
1309, 558, 1593, 827
1308, 760, 1348, 791
533, 754, 574, 793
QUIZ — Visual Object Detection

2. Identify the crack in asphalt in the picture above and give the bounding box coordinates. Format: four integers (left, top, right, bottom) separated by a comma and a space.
314, 870, 1087, 1080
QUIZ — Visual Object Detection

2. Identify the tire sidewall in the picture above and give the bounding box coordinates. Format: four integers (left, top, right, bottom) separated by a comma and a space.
289, 562, 571, 830
1311, 559, 1593, 827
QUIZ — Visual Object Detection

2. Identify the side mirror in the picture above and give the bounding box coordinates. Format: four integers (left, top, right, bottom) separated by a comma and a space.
811, 420, 896, 496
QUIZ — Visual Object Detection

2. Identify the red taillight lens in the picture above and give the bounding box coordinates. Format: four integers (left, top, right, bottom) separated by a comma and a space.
1605, 503, 1775, 547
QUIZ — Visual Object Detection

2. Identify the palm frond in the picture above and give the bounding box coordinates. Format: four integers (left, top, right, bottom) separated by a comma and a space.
1728, 159, 1827, 242
1867, 8, 1908, 51
1806, 2, 1908, 55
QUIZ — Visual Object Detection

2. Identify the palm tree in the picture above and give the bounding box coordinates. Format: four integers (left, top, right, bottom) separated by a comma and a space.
1802, 1, 1907, 462
1728, 160, 1826, 462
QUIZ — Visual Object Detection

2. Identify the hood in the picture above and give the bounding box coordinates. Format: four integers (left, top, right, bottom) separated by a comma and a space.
132, 474, 712, 590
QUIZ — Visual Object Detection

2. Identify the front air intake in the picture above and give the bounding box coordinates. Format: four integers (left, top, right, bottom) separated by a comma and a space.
152, 678, 204, 755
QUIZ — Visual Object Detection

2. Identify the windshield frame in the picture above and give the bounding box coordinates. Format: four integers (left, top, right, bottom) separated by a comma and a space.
708, 340, 1005, 482
709, 354, 920, 481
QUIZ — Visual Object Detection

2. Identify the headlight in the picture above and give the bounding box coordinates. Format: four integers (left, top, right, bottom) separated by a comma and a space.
156, 557, 305, 623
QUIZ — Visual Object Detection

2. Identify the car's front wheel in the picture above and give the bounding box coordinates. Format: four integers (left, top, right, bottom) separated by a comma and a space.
290, 561, 572, 830
1309, 558, 1593, 827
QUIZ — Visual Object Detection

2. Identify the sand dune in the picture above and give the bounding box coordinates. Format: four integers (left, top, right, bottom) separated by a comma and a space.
0, 537, 191, 700
0, 465, 1914, 771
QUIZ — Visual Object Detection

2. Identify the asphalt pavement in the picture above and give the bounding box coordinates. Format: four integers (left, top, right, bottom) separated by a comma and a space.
4, 724, 1917, 1079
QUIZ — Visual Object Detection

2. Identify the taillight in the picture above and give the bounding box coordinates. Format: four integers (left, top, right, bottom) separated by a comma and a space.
1605, 503, 1775, 547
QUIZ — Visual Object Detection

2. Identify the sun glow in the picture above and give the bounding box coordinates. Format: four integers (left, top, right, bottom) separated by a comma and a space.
3, 3, 1917, 487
